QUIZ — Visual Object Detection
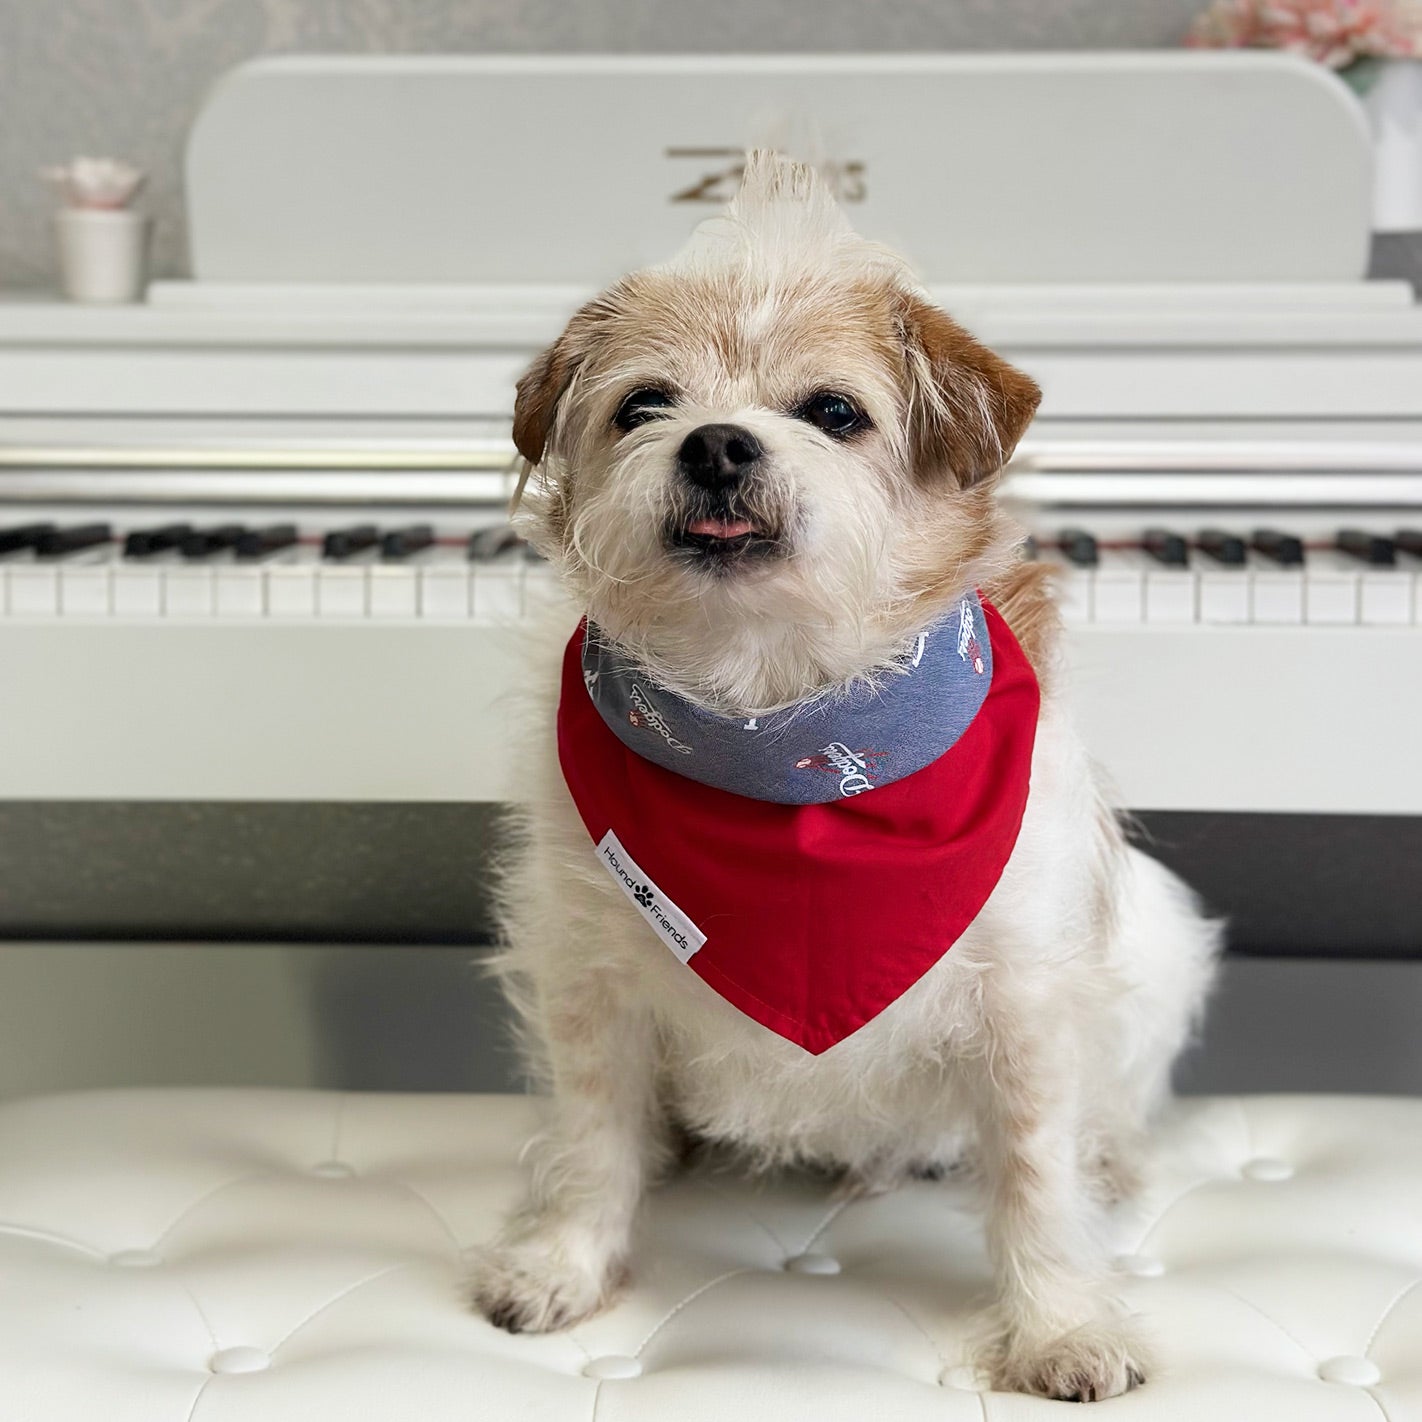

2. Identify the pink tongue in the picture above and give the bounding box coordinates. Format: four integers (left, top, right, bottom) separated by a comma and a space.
687, 517, 755, 539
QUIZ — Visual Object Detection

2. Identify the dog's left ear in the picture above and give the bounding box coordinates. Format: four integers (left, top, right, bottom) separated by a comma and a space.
896, 294, 1041, 488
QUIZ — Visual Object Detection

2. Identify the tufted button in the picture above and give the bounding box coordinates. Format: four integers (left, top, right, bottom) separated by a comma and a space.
582, 1354, 642, 1380
109, 1249, 162, 1268
1242, 1157, 1295, 1182
1318, 1356, 1381, 1387
939, 1364, 987, 1391
1113, 1253, 1166, 1277
310, 1160, 356, 1179
208, 1347, 270, 1374
784, 1252, 841, 1275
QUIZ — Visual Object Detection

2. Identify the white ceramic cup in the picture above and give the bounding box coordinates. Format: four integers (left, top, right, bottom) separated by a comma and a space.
54, 208, 151, 303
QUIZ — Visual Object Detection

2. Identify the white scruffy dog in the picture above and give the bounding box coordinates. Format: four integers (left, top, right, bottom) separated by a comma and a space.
474, 152, 1220, 1402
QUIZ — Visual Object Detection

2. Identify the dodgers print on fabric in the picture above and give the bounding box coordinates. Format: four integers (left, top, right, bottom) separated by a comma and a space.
579, 594, 993, 805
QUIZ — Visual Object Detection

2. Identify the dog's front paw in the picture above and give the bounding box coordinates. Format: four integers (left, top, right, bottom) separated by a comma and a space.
984, 1314, 1149, 1402
470, 1233, 624, 1335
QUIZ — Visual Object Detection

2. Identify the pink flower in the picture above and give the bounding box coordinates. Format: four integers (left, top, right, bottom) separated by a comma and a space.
40, 157, 146, 210
1187, 0, 1422, 66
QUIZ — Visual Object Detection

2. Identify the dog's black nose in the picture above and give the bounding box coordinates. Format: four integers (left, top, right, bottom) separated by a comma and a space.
677, 424, 762, 490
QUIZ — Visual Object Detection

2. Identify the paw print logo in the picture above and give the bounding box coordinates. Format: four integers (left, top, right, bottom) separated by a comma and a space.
634, 884, 654, 908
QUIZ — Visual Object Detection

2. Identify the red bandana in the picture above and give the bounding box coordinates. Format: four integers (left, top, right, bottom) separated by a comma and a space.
557, 599, 1040, 1054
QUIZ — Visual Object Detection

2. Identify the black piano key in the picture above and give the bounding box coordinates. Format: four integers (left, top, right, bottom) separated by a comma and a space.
468, 525, 523, 561
35, 523, 111, 557
1143, 527, 1189, 567
322, 524, 380, 559
1336, 528, 1395, 566
1198, 528, 1247, 566
1058, 527, 1098, 568
235, 523, 298, 559
180, 524, 247, 559
381, 524, 434, 559
1396, 529, 1422, 559
1252, 528, 1305, 566
0, 522, 56, 555
123, 522, 192, 557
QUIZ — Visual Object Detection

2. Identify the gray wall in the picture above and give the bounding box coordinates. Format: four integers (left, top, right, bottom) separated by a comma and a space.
0, 0, 1205, 289
2, 945, 1421, 1098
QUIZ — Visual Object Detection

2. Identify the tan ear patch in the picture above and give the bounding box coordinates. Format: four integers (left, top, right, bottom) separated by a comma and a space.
511, 292, 627, 466
512, 335, 578, 466
897, 295, 1041, 487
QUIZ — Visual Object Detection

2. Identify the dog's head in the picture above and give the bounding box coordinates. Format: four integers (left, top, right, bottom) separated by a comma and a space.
513, 152, 1039, 711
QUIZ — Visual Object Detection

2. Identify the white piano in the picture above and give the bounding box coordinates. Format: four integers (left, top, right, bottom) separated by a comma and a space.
2, 52, 1420, 836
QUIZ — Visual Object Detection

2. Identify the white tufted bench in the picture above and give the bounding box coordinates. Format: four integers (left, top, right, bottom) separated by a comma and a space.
0, 1090, 1418, 1420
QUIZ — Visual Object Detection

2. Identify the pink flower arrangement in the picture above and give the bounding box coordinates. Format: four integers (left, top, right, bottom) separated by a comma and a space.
41, 157, 146, 210
1187, 0, 1422, 67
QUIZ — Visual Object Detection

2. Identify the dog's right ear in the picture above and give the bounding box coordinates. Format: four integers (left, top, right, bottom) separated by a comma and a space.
512, 293, 622, 466
512, 332, 579, 467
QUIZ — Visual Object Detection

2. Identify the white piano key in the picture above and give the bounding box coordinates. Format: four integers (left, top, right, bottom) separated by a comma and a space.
369, 564, 419, 619
1091, 551, 1144, 624
1143, 567, 1195, 624
472, 564, 523, 623
266, 549, 320, 619
1040, 554, 1092, 625
6, 563, 59, 616
1248, 559, 1305, 625
1304, 551, 1359, 625
1358, 569, 1413, 626
215, 565, 266, 617
113, 562, 166, 617
316, 564, 368, 618
59, 554, 113, 616
1198, 569, 1250, 624
419, 560, 473, 619
164, 566, 216, 617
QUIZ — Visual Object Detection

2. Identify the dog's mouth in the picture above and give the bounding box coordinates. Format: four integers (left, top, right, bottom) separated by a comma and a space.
668, 513, 785, 569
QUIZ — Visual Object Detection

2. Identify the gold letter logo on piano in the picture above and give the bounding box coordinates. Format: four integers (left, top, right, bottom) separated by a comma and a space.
665, 149, 866, 204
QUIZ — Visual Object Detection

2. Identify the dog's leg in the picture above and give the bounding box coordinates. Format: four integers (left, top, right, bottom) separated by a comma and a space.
969, 997, 1148, 1402
472, 970, 664, 1334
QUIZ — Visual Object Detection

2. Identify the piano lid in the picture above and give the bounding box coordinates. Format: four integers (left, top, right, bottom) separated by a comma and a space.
184, 53, 1373, 290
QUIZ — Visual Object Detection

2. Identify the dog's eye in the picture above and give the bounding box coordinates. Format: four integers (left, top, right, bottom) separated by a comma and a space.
613, 387, 676, 432
794, 391, 870, 439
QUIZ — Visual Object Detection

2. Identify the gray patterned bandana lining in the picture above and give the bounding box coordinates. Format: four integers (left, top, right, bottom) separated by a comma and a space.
580, 592, 994, 806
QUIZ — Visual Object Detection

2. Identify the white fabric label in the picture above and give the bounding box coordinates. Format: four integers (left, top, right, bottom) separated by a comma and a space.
595, 830, 706, 965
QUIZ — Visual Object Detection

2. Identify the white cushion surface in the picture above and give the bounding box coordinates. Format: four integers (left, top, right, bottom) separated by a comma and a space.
0, 1089, 1418, 1420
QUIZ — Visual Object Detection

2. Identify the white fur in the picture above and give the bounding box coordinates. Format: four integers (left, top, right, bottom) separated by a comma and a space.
474, 153, 1222, 1402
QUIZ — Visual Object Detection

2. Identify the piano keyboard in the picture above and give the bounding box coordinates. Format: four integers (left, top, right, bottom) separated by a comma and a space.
1035, 526, 1422, 627
8, 518, 1422, 630
0, 518, 559, 622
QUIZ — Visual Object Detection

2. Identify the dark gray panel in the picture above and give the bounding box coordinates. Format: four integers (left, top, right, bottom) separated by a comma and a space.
1132, 812, 1422, 958
0, 801, 506, 942
1369, 231, 1422, 292
3, 803, 1418, 957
